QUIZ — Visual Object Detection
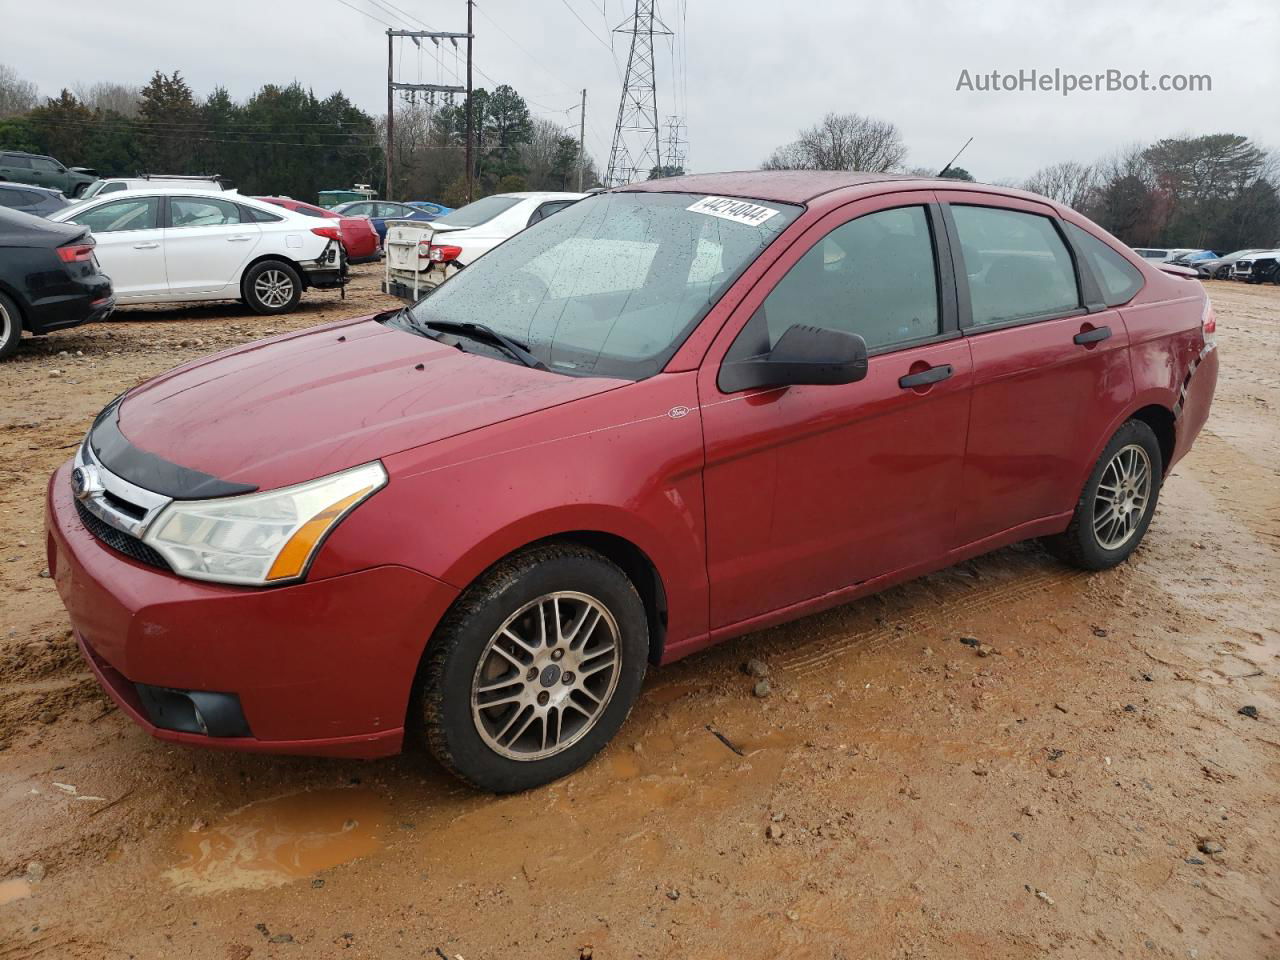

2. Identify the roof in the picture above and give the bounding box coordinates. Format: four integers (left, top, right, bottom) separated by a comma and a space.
616, 170, 1070, 212
619, 170, 916, 203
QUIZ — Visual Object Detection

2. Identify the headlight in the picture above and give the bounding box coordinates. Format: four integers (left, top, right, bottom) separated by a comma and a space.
143, 462, 387, 586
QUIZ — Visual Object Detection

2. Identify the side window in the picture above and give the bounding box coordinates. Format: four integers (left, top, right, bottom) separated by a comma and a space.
345, 202, 372, 216
1063, 222, 1144, 307
70, 196, 160, 233
169, 196, 242, 227
378, 202, 410, 218
3, 155, 33, 169
950, 205, 1080, 327
0, 190, 25, 208
727, 205, 941, 359
528, 200, 575, 227
100, 182, 126, 194
32, 157, 61, 172
241, 205, 284, 223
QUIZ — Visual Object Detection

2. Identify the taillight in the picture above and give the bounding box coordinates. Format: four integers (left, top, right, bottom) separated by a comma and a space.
426, 243, 463, 263
58, 240, 95, 263
1201, 299, 1216, 347
311, 226, 342, 242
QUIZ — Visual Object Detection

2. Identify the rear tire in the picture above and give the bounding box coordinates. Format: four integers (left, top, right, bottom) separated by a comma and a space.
414, 544, 648, 793
0, 292, 22, 360
1045, 419, 1163, 570
242, 260, 302, 315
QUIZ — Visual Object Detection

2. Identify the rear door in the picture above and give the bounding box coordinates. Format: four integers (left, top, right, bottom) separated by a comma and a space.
942, 193, 1135, 546
163, 195, 261, 297
0, 153, 35, 186
64, 195, 167, 300
700, 193, 973, 628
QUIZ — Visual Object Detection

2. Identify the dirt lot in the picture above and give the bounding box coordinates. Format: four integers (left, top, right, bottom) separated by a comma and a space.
1, 271, 1277, 959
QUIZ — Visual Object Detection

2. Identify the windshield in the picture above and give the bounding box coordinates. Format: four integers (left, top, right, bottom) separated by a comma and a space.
432, 194, 523, 230
401, 191, 801, 380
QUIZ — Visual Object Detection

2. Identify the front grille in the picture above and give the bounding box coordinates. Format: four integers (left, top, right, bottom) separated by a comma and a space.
74, 498, 170, 571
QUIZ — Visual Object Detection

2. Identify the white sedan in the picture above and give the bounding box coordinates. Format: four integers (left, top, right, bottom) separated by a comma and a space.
49, 189, 346, 315
383, 191, 585, 301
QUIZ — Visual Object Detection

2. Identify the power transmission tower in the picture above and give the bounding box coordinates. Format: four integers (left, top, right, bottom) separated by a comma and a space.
606, 0, 672, 187
663, 115, 687, 175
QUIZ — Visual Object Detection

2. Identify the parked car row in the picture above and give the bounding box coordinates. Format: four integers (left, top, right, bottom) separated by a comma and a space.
1130, 244, 1280, 283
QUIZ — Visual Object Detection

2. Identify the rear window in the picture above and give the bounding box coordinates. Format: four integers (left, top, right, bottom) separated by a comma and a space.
1064, 222, 1144, 307
433, 195, 522, 230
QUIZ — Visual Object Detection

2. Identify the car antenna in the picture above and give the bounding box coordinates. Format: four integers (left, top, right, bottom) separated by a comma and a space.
937, 137, 973, 177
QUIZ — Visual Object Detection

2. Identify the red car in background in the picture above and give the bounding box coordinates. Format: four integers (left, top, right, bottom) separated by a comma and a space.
255, 196, 381, 263
48, 172, 1217, 794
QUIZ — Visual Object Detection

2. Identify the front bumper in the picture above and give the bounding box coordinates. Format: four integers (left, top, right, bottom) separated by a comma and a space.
45, 461, 459, 758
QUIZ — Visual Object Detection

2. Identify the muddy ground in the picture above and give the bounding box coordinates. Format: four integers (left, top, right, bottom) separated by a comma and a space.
1, 271, 1277, 959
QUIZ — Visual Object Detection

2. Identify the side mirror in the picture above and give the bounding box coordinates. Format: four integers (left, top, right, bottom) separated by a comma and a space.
719, 324, 869, 393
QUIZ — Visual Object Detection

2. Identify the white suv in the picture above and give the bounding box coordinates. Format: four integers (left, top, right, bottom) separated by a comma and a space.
50, 189, 345, 314
82, 175, 234, 200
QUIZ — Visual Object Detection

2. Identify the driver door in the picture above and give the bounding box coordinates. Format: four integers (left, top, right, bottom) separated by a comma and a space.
699, 193, 974, 629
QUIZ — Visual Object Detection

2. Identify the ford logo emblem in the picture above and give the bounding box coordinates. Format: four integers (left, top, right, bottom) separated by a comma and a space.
71, 465, 100, 501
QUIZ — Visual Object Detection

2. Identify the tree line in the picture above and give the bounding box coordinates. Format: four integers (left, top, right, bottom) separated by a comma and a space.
763, 111, 1280, 251
0, 64, 598, 205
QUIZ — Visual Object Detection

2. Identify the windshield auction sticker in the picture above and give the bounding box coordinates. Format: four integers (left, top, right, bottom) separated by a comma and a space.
686, 196, 780, 227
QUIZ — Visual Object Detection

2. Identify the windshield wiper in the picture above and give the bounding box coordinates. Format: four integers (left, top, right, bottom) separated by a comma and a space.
417, 319, 548, 371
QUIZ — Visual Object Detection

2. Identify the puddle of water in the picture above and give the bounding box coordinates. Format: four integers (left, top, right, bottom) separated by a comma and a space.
0, 878, 32, 906
165, 787, 388, 894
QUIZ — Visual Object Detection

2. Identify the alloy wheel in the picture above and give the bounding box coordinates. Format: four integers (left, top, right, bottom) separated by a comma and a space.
0, 301, 11, 350
253, 269, 294, 309
1092, 443, 1152, 550
470, 591, 621, 762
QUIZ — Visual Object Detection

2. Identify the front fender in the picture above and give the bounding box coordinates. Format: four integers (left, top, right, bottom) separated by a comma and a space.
311, 372, 710, 647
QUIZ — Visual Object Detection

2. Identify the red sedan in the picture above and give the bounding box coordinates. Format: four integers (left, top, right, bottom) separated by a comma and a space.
48, 172, 1216, 792
255, 196, 381, 263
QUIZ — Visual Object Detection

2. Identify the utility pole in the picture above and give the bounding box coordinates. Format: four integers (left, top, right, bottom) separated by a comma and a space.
465, 0, 474, 203
606, 0, 672, 186
577, 88, 587, 191
384, 26, 471, 202
386, 30, 394, 200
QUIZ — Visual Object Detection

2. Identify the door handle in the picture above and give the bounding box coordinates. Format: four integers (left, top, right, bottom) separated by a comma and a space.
1073, 325, 1112, 345
132, 242, 159, 249
226, 235, 252, 242
898, 364, 953, 389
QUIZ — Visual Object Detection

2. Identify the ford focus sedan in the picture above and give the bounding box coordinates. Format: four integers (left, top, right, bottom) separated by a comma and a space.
46, 171, 1218, 793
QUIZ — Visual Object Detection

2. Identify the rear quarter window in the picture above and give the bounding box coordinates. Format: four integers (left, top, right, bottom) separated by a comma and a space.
1064, 222, 1144, 307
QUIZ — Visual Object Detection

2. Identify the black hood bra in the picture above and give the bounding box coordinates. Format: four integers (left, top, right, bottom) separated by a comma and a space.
87, 395, 258, 500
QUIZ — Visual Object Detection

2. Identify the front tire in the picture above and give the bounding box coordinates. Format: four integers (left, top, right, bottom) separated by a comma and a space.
415, 544, 648, 793
1046, 419, 1163, 570
0, 291, 22, 360
242, 260, 302, 315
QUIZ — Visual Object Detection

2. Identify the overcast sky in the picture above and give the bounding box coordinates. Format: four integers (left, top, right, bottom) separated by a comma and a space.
4, 0, 1278, 182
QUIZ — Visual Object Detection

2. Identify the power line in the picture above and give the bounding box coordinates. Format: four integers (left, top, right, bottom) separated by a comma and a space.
472, 2, 577, 93
558, 0, 616, 52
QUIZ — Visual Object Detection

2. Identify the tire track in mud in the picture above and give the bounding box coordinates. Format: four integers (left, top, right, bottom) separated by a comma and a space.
778, 562, 1089, 677
1185, 429, 1280, 552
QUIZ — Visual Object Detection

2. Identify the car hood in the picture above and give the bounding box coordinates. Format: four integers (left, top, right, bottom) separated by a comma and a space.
115, 315, 626, 491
